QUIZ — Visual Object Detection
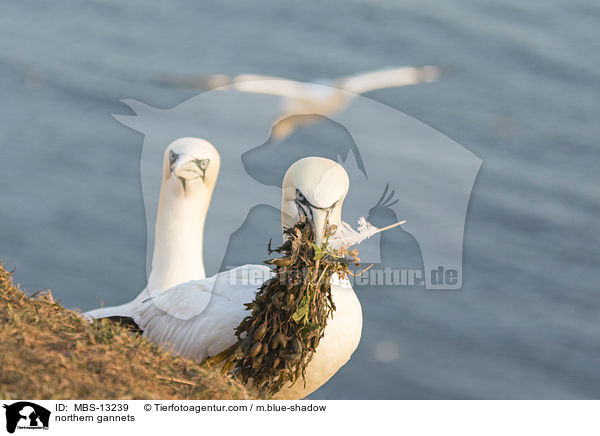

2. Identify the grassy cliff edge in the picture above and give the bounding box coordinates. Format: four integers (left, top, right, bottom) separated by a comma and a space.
0, 264, 250, 399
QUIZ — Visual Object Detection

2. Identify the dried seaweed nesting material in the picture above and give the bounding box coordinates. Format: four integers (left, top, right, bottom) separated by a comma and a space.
204, 218, 359, 395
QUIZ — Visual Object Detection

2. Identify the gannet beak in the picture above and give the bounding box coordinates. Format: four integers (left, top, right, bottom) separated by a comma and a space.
309, 207, 332, 247
294, 188, 340, 247
170, 154, 209, 182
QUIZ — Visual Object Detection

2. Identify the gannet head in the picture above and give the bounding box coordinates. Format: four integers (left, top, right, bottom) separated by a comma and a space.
281, 157, 349, 246
163, 137, 220, 192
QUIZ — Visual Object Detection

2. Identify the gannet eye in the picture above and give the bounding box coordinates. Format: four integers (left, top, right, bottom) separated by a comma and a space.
199, 159, 209, 170
296, 190, 307, 204
169, 150, 178, 166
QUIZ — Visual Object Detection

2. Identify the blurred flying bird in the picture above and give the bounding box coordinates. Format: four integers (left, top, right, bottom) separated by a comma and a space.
157, 66, 440, 139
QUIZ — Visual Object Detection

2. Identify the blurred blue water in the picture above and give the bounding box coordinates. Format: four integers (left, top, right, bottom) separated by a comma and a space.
0, 0, 598, 398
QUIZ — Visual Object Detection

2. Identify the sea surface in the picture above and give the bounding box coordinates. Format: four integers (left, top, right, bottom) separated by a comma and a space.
1, 0, 599, 398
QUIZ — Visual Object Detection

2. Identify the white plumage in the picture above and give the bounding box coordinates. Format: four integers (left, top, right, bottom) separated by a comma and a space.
135, 264, 273, 361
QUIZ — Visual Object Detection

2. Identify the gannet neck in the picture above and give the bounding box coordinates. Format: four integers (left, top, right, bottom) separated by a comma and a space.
148, 138, 220, 293
149, 180, 212, 292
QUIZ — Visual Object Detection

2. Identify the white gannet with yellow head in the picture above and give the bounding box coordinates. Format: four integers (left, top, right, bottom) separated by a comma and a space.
282, 156, 348, 246
150, 137, 220, 291
86, 137, 220, 319
277, 157, 362, 398
95, 156, 362, 399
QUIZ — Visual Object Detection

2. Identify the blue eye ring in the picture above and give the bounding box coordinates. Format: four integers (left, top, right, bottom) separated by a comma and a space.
296, 190, 307, 203
169, 150, 178, 166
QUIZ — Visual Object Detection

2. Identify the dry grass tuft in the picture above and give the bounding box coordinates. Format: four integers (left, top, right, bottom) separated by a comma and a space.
0, 264, 250, 399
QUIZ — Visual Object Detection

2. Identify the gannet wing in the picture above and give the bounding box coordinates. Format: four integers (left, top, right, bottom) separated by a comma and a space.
155, 73, 235, 89
226, 76, 311, 98
338, 66, 440, 95
156, 73, 310, 99
132, 265, 273, 362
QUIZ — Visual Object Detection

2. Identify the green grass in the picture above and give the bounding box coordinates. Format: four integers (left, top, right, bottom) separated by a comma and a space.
0, 263, 250, 399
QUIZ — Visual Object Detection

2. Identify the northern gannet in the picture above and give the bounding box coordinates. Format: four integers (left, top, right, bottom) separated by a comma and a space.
157, 66, 440, 139
109, 157, 363, 399
86, 137, 220, 318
